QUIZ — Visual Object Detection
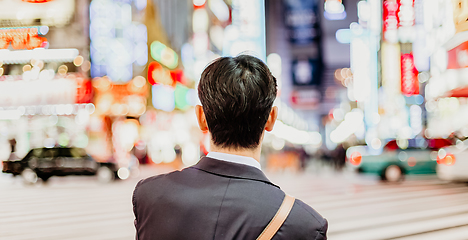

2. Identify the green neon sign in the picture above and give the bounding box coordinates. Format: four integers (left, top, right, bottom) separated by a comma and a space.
150, 41, 178, 69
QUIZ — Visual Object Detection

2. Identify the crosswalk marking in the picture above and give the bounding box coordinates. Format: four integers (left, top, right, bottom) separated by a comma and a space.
325, 197, 468, 224
330, 213, 468, 240
268, 172, 468, 240
330, 203, 468, 233
0, 166, 175, 240
394, 225, 468, 240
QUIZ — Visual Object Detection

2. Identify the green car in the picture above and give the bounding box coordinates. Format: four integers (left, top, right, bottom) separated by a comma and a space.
346, 138, 454, 182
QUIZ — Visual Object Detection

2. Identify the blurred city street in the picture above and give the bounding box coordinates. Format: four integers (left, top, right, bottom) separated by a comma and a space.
0, 165, 171, 240
275, 168, 468, 240
2, 164, 468, 240
2, 0, 468, 238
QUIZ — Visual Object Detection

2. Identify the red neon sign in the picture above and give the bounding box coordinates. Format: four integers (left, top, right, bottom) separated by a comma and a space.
447, 41, 468, 69
401, 53, 419, 96
147, 61, 174, 86
0, 28, 47, 50
22, 0, 55, 2
383, 0, 400, 42
169, 69, 186, 85
76, 78, 93, 104
383, 0, 400, 32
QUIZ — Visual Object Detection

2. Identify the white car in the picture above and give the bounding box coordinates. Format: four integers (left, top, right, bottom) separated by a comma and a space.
436, 139, 468, 182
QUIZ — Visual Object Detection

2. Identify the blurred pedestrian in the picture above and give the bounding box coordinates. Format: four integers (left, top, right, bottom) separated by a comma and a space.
8, 138, 17, 161
332, 144, 346, 170
298, 147, 309, 172
132, 55, 327, 240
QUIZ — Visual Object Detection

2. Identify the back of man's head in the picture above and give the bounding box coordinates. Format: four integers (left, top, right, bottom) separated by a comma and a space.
198, 55, 277, 150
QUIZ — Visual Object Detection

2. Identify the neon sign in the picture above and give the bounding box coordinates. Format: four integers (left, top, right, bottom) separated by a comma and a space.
383, 0, 399, 43
401, 53, 419, 95
147, 61, 174, 86
0, 27, 47, 50
22, 0, 55, 2
150, 41, 178, 69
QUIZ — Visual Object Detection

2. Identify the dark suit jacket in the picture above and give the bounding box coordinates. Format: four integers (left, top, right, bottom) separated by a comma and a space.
133, 157, 328, 240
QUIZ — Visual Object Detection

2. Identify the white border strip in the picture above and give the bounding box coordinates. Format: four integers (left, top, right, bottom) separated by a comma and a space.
0, 48, 79, 64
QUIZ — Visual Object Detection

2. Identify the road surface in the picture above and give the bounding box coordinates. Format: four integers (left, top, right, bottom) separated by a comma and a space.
1, 165, 468, 240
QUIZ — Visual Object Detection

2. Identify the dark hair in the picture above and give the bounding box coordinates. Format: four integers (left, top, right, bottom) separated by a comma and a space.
198, 55, 277, 149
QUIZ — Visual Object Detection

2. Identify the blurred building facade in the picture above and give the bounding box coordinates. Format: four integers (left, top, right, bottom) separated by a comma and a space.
12, 0, 468, 169
0, 0, 93, 161
328, 0, 468, 155
0, 0, 346, 169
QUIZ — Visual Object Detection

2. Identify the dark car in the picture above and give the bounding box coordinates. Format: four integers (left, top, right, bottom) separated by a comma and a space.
2, 147, 118, 184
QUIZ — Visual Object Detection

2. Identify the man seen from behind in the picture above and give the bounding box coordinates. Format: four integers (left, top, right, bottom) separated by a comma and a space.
132, 55, 328, 240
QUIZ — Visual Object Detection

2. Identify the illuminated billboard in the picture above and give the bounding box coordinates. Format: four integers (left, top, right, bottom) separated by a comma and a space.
401, 53, 419, 95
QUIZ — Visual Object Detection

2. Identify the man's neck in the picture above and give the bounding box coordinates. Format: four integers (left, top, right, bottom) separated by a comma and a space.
210, 144, 262, 162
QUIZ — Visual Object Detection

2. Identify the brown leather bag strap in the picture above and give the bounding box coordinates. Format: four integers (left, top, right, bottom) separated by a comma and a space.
256, 194, 295, 240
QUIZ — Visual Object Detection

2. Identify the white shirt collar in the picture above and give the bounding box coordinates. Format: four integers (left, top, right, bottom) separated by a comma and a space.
206, 152, 261, 170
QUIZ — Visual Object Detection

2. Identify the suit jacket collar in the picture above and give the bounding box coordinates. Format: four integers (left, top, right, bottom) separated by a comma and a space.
191, 157, 280, 189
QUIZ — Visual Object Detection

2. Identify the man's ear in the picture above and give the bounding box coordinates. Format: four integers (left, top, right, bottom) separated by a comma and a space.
265, 106, 278, 132
195, 105, 209, 133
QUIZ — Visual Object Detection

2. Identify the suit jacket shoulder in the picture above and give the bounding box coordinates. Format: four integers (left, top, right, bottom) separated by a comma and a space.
281, 199, 328, 240
133, 157, 327, 240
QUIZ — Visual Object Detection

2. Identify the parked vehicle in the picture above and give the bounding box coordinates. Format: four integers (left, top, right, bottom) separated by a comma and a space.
346, 138, 454, 182
436, 138, 468, 182
2, 147, 131, 184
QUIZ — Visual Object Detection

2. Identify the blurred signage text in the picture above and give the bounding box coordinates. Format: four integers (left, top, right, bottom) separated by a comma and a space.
0, 27, 47, 50
0, 77, 91, 107
383, 0, 399, 43
283, 0, 319, 44
401, 53, 419, 95
0, 48, 78, 64
290, 89, 320, 109
0, 0, 74, 26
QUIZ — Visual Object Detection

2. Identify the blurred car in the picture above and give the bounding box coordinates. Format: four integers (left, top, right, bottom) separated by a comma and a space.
2, 147, 127, 184
436, 138, 468, 182
346, 138, 454, 182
